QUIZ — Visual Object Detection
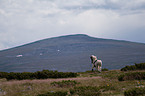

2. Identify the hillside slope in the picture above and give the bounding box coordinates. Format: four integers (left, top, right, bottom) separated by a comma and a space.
0, 34, 145, 72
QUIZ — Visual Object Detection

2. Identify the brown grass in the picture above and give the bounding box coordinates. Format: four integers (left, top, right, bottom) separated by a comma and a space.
0, 76, 101, 96
0, 70, 145, 96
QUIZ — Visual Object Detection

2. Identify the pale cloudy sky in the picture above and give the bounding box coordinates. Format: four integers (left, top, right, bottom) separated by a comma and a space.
0, 0, 145, 50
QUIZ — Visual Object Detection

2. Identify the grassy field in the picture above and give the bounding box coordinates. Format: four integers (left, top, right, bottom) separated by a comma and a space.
0, 70, 145, 96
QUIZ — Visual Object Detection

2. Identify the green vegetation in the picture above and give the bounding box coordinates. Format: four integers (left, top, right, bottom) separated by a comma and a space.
51, 80, 79, 87
118, 72, 145, 81
69, 84, 116, 96
70, 86, 101, 96
37, 91, 67, 96
0, 70, 78, 80
121, 63, 145, 71
0, 68, 145, 96
124, 87, 145, 96
102, 68, 109, 71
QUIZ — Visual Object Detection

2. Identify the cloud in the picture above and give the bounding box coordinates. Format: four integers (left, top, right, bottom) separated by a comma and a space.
0, 0, 145, 50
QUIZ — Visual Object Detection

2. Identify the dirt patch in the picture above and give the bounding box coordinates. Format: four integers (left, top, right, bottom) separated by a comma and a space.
2, 76, 101, 85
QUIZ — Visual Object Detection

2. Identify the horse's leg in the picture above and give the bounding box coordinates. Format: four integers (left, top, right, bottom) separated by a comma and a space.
99, 63, 102, 72
100, 66, 102, 72
92, 64, 94, 71
97, 65, 100, 71
98, 66, 102, 72
95, 64, 98, 71
99, 66, 101, 72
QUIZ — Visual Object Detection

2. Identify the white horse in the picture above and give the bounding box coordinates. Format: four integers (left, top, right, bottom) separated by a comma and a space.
90, 55, 102, 72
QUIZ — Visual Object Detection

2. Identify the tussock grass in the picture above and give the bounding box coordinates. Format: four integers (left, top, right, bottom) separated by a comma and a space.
118, 72, 145, 81
124, 87, 145, 96
51, 80, 80, 87
0, 70, 145, 96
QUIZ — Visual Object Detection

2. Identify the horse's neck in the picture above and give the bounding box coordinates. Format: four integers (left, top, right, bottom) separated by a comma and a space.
93, 58, 97, 62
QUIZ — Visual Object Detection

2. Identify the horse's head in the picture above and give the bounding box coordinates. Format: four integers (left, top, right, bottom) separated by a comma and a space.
90, 55, 93, 63
90, 55, 97, 63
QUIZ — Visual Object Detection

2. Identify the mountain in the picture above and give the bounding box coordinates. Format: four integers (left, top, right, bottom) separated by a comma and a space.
0, 34, 145, 72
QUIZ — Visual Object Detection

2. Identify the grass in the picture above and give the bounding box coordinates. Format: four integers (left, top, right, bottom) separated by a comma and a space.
0, 70, 145, 96
50, 80, 80, 87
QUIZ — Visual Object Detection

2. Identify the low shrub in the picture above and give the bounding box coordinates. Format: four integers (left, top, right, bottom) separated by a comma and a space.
70, 86, 101, 96
0, 70, 78, 80
124, 87, 145, 96
118, 72, 145, 81
6, 72, 35, 80
37, 91, 67, 96
102, 68, 109, 71
51, 80, 79, 87
0, 72, 8, 78
135, 63, 145, 70
121, 63, 145, 71
35, 70, 77, 79
85, 70, 93, 73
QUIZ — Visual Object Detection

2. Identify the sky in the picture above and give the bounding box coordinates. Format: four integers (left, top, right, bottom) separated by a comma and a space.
0, 0, 145, 50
